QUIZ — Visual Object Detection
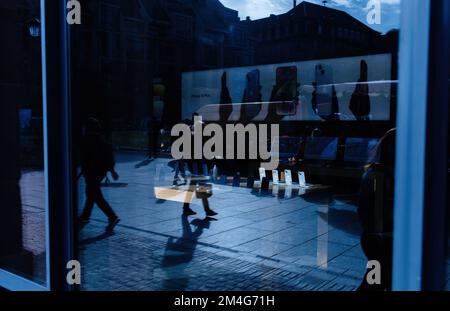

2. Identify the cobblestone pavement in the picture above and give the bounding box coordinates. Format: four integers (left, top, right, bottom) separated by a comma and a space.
80, 220, 360, 291
78, 153, 367, 291
18, 153, 450, 291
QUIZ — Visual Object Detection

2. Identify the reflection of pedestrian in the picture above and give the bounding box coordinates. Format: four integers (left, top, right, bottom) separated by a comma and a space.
162, 216, 210, 267
79, 118, 120, 232
350, 60, 371, 121
182, 163, 218, 217
150, 80, 166, 159
357, 128, 396, 291
179, 114, 217, 217
149, 116, 161, 159
161, 216, 214, 290
219, 72, 233, 123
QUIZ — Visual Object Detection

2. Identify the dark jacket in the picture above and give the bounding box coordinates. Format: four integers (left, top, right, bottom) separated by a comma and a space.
81, 133, 115, 180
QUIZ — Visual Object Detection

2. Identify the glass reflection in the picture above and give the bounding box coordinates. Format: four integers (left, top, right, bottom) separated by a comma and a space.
74, 0, 401, 291
0, 0, 46, 285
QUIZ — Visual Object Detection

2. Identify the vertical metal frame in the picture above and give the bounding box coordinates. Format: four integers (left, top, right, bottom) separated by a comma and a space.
0, 0, 51, 292
42, 0, 74, 291
392, 0, 431, 291
41, 0, 51, 292
421, 0, 450, 291
393, 0, 450, 291
1, 0, 446, 293
0, 0, 75, 291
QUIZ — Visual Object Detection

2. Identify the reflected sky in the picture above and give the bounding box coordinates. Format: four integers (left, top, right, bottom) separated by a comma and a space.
220, 0, 401, 33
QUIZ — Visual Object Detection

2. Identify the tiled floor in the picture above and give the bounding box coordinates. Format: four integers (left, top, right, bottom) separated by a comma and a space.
77, 153, 369, 291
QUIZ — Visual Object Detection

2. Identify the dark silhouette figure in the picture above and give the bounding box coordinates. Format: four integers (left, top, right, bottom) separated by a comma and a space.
149, 116, 161, 159
149, 79, 166, 159
350, 60, 371, 121
177, 114, 217, 217
182, 167, 217, 217
79, 118, 120, 232
161, 216, 215, 290
219, 72, 233, 123
357, 128, 396, 291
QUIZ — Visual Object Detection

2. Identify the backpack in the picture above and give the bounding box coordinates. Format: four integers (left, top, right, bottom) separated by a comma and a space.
82, 135, 115, 177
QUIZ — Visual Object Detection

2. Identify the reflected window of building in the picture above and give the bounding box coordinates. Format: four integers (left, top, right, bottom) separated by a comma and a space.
0, 0, 47, 287
71, 0, 403, 291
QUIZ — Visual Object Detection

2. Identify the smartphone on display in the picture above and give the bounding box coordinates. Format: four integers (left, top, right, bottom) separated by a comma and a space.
285, 170, 293, 186
315, 64, 334, 117
298, 172, 306, 187
259, 167, 266, 181
272, 170, 279, 185
244, 70, 261, 102
274, 66, 298, 116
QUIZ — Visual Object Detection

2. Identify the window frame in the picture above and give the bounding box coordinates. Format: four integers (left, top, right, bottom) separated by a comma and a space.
1, 0, 447, 292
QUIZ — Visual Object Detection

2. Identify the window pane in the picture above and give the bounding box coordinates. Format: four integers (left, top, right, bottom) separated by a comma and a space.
0, 0, 47, 286
73, 0, 401, 291
446, 49, 450, 291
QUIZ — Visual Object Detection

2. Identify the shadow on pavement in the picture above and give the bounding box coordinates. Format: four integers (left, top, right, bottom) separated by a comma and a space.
79, 231, 114, 246
161, 215, 217, 290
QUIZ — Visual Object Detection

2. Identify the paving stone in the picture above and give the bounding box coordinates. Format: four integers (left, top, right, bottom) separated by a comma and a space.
21, 156, 402, 291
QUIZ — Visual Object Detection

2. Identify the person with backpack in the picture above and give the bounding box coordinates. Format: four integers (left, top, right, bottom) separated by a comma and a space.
357, 128, 396, 291
78, 118, 120, 232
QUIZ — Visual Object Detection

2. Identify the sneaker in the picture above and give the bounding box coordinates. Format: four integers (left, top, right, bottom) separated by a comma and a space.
183, 209, 197, 216
205, 209, 218, 217
106, 217, 120, 232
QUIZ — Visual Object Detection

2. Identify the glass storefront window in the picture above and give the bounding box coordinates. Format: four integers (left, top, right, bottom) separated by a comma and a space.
71, 0, 402, 291
446, 49, 450, 291
0, 0, 47, 287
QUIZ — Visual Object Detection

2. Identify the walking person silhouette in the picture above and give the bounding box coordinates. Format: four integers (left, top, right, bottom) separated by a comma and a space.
78, 118, 120, 232
350, 60, 371, 121
181, 114, 217, 217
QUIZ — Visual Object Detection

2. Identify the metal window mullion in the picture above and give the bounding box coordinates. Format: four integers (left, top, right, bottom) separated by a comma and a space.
392, 0, 431, 291
42, 0, 74, 291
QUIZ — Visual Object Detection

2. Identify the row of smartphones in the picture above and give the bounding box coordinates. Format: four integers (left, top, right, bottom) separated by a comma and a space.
240, 64, 336, 117
279, 136, 380, 165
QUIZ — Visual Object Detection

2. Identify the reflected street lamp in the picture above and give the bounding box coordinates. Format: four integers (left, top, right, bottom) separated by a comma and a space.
28, 18, 41, 37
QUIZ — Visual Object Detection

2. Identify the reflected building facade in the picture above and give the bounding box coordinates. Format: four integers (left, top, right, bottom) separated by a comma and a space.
71, 0, 397, 147
246, 1, 388, 64
1, 1, 399, 152
0, 0, 45, 285
71, 0, 253, 141
1, 0, 448, 293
